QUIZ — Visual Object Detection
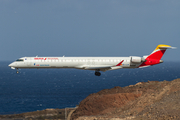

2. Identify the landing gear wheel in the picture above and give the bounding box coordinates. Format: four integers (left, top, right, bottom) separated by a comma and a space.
16, 68, 19, 74
95, 71, 101, 76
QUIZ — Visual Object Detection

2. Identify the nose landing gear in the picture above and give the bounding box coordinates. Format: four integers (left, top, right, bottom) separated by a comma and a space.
95, 71, 101, 76
16, 68, 19, 74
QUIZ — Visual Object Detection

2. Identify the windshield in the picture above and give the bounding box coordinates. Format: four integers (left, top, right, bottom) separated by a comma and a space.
16, 59, 24, 62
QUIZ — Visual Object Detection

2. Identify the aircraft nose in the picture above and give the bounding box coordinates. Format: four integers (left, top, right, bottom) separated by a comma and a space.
8, 62, 16, 69
8, 63, 12, 67
8, 62, 15, 67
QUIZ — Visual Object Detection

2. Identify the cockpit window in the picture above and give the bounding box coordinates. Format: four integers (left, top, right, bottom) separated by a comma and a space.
16, 59, 24, 62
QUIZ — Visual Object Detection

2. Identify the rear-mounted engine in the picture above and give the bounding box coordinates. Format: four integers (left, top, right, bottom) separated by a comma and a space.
131, 57, 145, 63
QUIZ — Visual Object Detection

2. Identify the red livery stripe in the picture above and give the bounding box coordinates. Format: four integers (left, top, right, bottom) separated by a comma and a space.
116, 60, 124, 66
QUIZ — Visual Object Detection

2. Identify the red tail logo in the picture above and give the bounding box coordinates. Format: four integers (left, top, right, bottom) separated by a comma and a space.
139, 44, 173, 67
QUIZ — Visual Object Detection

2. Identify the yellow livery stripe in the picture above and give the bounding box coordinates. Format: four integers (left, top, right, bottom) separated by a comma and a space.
154, 44, 172, 51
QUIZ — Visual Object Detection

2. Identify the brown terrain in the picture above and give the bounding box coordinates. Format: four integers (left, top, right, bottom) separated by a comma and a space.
1, 78, 180, 120
71, 78, 180, 120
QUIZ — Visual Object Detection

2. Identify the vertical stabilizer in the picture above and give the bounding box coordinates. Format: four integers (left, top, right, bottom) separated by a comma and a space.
139, 44, 175, 67
147, 44, 172, 60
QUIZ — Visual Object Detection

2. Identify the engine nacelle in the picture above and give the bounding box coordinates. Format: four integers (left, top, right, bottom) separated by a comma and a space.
131, 57, 145, 63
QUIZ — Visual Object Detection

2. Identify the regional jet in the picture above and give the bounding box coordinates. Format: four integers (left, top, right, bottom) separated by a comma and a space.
8, 44, 175, 76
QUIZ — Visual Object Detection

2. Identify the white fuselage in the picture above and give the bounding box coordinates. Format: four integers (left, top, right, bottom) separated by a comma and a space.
9, 56, 142, 71
8, 44, 174, 76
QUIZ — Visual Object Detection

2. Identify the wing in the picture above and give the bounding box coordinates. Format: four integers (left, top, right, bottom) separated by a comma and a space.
75, 65, 122, 71
75, 60, 124, 72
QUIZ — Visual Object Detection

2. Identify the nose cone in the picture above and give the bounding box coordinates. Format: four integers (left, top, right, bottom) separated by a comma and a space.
8, 62, 16, 67
8, 62, 16, 69
8, 63, 13, 67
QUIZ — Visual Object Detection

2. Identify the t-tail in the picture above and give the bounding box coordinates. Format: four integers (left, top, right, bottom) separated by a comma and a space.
139, 44, 176, 68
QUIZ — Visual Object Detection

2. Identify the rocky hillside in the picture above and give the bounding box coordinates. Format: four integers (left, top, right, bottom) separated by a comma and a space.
71, 78, 180, 120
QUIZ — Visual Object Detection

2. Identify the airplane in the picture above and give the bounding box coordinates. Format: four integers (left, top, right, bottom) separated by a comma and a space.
8, 44, 175, 76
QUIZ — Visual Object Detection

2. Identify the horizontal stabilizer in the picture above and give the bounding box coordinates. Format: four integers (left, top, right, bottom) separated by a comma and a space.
154, 44, 176, 51
159, 46, 176, 49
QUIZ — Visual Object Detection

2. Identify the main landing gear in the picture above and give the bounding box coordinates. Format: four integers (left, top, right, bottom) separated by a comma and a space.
95, 71, 101, 76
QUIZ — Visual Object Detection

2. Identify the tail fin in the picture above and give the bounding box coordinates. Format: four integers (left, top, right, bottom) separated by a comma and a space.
146, 44, 174, 60
139, 44, 175, 67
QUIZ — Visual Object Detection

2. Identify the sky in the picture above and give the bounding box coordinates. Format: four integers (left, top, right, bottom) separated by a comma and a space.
0, 0, 179, 61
